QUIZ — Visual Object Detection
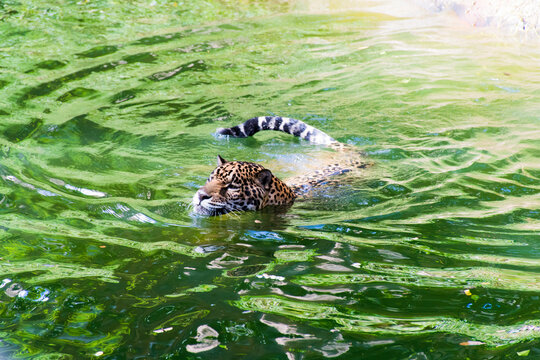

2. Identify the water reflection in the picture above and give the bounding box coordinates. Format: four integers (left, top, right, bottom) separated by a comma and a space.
260, 314, 351, 358
186, 325, 220, 353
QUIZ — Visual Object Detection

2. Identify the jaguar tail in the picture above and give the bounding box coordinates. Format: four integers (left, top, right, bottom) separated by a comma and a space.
216, 116, 336, 146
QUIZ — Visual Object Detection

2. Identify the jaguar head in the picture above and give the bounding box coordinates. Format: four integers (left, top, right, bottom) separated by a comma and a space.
192, 156, 274, 216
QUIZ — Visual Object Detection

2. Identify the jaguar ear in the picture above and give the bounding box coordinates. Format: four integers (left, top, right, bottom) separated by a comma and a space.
217, 155, 228, 166
257, 169, 273, 190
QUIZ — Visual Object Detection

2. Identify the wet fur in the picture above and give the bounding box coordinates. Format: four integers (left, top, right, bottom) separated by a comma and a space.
193, 116, 368, 216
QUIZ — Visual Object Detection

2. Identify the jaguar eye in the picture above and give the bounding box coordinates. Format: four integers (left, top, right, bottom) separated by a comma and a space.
219, 182, 239, 196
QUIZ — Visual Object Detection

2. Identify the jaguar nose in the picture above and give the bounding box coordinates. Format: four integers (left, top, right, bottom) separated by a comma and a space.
197, 190, 211, 203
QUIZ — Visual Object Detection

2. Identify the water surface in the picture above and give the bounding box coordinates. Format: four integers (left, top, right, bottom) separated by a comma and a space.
1, 0, 539, 358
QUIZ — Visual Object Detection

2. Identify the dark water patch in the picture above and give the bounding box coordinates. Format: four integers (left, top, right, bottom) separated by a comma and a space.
464, 177, 539, 197
18, 51, 163, 105
22, 60, 67, 75
56, 87, 98, 102
36, 114, 114, 145
37, 114, 154, 148
76, 45, 119, 58
458, 287, 540, 324
18, 79, 64, 104
380, 183, 411, 197
18, 61, 125, 104
501, 172, 539, 186
0, 189, 67, 220
226, 264, 268, 277
133, 32, 184, 46
450, 160, 498, 175
238, 81, 266, 88
292, 79, 323, 89
0, 230, 121, 265
471, 207, 540, 229
457, 182, 506, 201
3, 119, 43, 143
218, 24, 243, 31
0, 7, 19, 20
147, 59, 207, 81
2, 29, 31, 41
123, 51, 158, 64
0, 192, 15, 216
315, 86, 339, 93
34, 59, 67, 70
110, 89, 138, 104
62, 217, 95, 230
141, 97, 231, 127
366, 179, 388, 189
527, 168, 540, 181
113, 99, 164, 110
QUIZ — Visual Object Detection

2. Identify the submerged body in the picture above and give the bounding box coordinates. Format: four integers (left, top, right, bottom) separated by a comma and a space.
192, 116, 368, 216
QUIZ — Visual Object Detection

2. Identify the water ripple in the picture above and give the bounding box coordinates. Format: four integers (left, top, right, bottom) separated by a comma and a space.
0, 1, 539, 358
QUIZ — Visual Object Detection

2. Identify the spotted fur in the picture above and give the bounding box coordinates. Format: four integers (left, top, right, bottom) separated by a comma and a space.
193, 116, 368, 216
192, 156, 296, 216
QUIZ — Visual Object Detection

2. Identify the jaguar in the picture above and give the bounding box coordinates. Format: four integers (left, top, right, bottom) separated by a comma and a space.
192, 116, 368, 216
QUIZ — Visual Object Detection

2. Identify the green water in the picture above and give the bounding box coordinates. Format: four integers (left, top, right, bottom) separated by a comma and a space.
1, 0, 539, 358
